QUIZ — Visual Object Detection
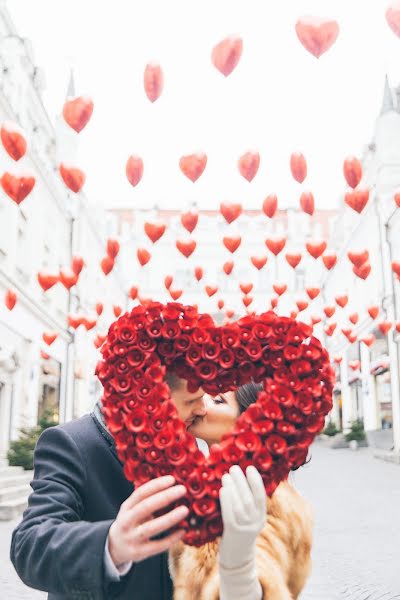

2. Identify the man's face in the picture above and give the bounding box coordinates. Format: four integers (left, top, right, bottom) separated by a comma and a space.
170, 379, 207, 428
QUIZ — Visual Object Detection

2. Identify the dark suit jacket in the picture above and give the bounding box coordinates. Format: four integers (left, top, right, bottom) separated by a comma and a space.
10, 405, 173, 600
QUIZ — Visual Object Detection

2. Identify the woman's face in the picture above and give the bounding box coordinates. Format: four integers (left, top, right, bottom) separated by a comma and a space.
188, 391, 239, 446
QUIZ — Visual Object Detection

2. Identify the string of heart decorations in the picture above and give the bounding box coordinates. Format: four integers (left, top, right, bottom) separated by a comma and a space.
2, 9, 400, 365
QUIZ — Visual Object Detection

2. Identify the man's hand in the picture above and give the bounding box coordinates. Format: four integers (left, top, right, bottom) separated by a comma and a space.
108, 475, 188, 566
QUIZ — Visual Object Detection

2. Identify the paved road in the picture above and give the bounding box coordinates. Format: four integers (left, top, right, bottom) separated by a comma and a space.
1, 442, 399, 599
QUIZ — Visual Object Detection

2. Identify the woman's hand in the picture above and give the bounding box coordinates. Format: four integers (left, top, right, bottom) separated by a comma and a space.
218, 465, 267, 570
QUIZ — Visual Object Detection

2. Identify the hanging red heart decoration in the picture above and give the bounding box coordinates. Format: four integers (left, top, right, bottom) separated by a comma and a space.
71, 255, 85, 276
1, 121, 27, 161
220, 202, 242, 224
126, 155, 144, 187
107, 238, 120, 259
238, 151, 260, 182
144, 222, 166, 244
295, 16, 339, 58
194, 267, 204, 281
179, 153, 207, 182
1, 171, 36, 205
300, 191, 315, 216
181, 211, 199, 233
335, 294, 348, 308
176, 239, 196, 258
223, 236, 241, 253
362, 334, 375, 347
114, 305, 123, 318
164, 276, 173, 290
344, 188, 369, 213
239, 282, 253, 295
306, 240, 327, 260
96, 302, 104, 316
43, 331, 58, 346
101, 256, 115, 276
97, 302, 334, 546
59, 268, 78, 290
306, 287, 320, 300
211, 35, 243, 77
169, 289, 183, 301
353, 262, 371, 280
348, 249, 369, 268
266, 236, 286, 256
323, 306, 336, 318
272, 283, 287, 296
59, 163, 86, 193
285, 253, 302, 269
343, 157, 362, 189
223, 261, 234, 275
63, 96, 94, 133
251, 255, 267, 270
262, 194, 278, 218
129, 286, 139, 300
144, 62, 164, 102
290, 153, 307, 184
137, 248, 152, 266
5, 289, 17, 311
205, 285, 218, 297
386, 4, 400, 38
322, 253, 337, 270
367, 305, 379, 320
37, 270, 59, 291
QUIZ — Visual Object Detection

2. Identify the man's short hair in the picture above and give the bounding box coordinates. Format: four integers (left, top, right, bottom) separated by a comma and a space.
165, 371, 184, 391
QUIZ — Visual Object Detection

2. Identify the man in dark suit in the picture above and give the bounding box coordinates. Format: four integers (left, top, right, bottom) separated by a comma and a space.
10, 376, 207, 600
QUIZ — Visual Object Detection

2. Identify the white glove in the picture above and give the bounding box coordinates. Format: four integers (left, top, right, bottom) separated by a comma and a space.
218, 465, 266, 600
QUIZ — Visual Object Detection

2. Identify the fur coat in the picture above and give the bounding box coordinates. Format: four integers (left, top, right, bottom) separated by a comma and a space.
169, 479, 313, 600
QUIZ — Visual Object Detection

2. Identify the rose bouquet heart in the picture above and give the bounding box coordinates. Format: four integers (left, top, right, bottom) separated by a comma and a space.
96, 302, 334, 546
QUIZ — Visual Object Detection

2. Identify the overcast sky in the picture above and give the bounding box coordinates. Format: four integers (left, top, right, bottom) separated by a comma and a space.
7, 0, 399, 212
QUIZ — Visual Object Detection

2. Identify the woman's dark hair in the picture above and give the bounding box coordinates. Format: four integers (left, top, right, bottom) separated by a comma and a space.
234, 381, 312, 469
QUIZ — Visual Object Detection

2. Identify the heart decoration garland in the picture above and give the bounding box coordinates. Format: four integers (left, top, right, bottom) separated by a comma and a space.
97, 302, 334, 546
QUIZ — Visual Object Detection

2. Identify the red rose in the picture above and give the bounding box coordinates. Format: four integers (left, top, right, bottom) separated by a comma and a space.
304, 415, 325, 433
285, 407, 305, 425
145, 365, 165, 382
235, 431, 262, 453
252, 322, 272, 341
242, 404, 263, 423
187, 472, 207, 498
162, 320, 181, 339
290, 360, 313, 377
154, 429, 175, 449
149, 413, 166, 432
234, 347, 248, 362
222, 328, 240, 349
294, 392, 314, 415
145, 447, 163, 464
136, 431, 154, 449
267, 351, 284, 369
286, 324, 307, 345
165, 444, 188, 465
117, 325, 137, 344
174, 335, 191, 352
239, 328, 252, 344
182, 305, 198, 319
294, 432, 315, 449
253, 420, 274, 435
112, 343, 129, 357
218, 349, 235, 369
127, 348, 146, 367
154, 463, 174, 478
266, 434, 287, 455
133, 463, 155, 484
146, 320, 163, 338
270, 384, 294, 407
273, 366, 291, 384
302, 343, 321, 361
114, 430, 133, 451
115, 359, 129, 376
261, 400, 284, 421
273, 318, 291, 336
192, 327, 211, 345
275, 421, 296, 436
186, 344, 202, 365
111, 376, 133, 395
268, 336, 286, 351
237, 361, 255, 382
121, 396, 140, 413
125, 409, 148, 433
193, 498, 217, 517
202, 342, 220, 361
253, 448, 273, 470
287, 447, 308, 469
245, 340, 263, 360
221, 441, 245, 463
162, 303, 183, 320
195, 361, 218, 381
179, 317, 197, 331
158, 341, 176, 358
210, 328, 223, 344
283, 345, 302, 361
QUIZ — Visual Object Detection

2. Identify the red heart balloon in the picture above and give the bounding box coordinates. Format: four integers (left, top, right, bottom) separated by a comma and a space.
1, 171, 35, 205
181, 211, 198, 233
272, 283, 287, 296
223, 236, 241, 253
43, 331, 58, 346
205, 285, 218, 297
59, 163, 85, 193
306, 240, 327, 260
68, 314, 83, 329
335, 294, 348, 308
129, 286, 139, 300
194, 267, 204, 281
144, 63, 163, 102
349, 360, 360, 371
211, 35, 243, 77
285, 253, 302, 269
217, 299, 225, 310
266, 236, 286, 256
238, 151, 260, 182
392, 261, 400, 277
295, 16, 339, 58
220, 202, 242, 224
353, 262, 371, 280
368, 305, 379, 320
1, 122, 27, 161
362, 334, 375, 347
349, 313, 359, 325
323, 306, 336, 318
164, 275, 173, 290
333, 355, 342, 364
322, 253, 337, 270
262, 194, 278, 218
348, 249, 369, 268
5, 288, 17, 311
242, 295, 253, 307
94, 334, 107, 349
240, 282, 253, 295
176, 239, 196, 258
225, 309, 235, 319
300, 191, 315, 216
82, 316, 97, 331
379, 321, 392, 335
270, 296, 279, 309
107, 238, 120, 259
386, 4, 400, 38
71, 255, 85, 275
59, 268, 78, 290
306, 287, 320, 300
37, 270, 59, 291
144, 222, 166, 244
290, 153, 307, 183
137, 248, 152, 266
343, 157, 362, 189
179, 153, 207, 182
63, 96, 94, 133
170, 289, 183, 301
126, 155, 144, 187
101, 256, 115, 276
97, 302, 333, 546
114, 305, 123, 318
251, 255, 267, 270
223, 261, 234, 275
296, 299, 309, 312
95, 302, 104, 316
344, 188, 369, 213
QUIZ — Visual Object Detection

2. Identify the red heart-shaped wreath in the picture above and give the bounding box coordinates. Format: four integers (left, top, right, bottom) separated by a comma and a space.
97, 302, 334, 546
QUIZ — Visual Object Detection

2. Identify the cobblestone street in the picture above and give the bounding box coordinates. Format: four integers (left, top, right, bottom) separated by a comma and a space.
1, 442, 399, 599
